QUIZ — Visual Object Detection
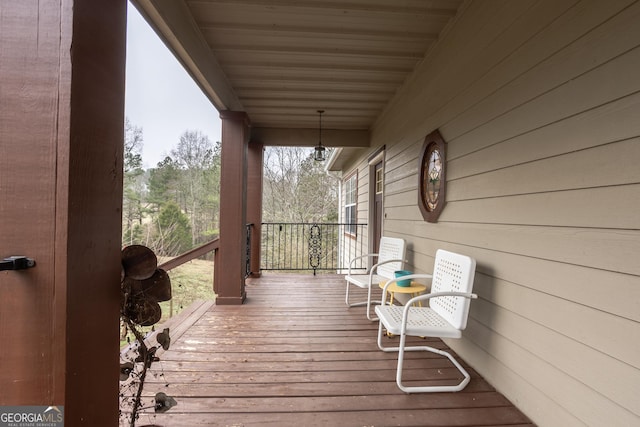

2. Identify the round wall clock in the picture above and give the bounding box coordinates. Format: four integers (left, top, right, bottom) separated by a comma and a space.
418, 129, 446, 223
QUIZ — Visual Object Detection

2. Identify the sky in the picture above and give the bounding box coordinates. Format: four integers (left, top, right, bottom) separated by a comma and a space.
125, 3, 222, 169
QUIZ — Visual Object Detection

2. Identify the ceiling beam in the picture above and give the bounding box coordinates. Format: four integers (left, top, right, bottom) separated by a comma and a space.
251, 127, 370, 148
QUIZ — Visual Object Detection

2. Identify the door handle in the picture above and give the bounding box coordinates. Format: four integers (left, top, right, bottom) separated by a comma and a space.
0, 256, 36, 271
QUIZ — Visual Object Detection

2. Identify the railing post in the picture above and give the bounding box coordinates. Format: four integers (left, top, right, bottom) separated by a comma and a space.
247, 140, 263, 277
218, 111, 249, 305
245, 223, 252, 277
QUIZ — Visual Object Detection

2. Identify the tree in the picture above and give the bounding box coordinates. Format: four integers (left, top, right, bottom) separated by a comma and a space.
147, 156, 180, 212
154, 202, 192, 256
263, 146, 338, 222
124, 117, 143, 173
120, 124, 222, 256
135, 131, 221, 256
297, 153, 340, 222
122, 118, 146, 246
170, 131, 220, 245
261, 147, 340, 272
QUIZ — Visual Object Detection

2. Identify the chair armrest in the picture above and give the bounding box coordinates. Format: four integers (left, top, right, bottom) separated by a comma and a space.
347, 253, 378, 275
401, 292, 478, 331
406, 291, 477, 307
371, 257, 408, 272
379, 273, 433, 305
369, 258, 409, 285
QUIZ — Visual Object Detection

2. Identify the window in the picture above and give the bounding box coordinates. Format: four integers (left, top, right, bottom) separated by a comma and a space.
344, 172, 357, 235
375, 165, 383, 194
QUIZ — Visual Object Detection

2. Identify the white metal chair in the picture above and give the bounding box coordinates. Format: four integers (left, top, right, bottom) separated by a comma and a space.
375, 249, 477, 393
345, 236, 406, 321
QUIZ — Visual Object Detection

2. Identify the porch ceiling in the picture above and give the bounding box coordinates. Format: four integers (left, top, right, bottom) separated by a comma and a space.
131, 0, 463, 145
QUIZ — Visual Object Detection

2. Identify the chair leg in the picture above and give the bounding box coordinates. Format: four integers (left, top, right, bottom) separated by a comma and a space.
397, 344, 471, 393
365, 283, 378, 321
377, 320, 399, 352
377, 323, 471, 393
345, 282, 367, 307
346, 282, 379, 321
345, 281, 351, 306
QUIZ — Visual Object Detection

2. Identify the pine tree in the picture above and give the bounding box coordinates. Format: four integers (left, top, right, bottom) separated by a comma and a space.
155, 202, 192, 256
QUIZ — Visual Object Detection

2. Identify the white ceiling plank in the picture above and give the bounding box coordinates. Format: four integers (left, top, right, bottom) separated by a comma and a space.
132, 0, 463, 131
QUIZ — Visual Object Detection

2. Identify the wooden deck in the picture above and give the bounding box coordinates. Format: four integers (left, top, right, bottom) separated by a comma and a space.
132, 274, 534, 426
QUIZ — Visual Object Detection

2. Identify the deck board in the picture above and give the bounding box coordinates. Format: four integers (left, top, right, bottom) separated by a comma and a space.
129, 274, 534, 426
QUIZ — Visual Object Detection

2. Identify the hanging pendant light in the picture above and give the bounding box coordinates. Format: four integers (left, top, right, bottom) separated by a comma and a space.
314, 110, 326, 161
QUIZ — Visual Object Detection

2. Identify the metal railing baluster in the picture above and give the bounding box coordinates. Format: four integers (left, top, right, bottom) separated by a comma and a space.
259, 222, 367, 273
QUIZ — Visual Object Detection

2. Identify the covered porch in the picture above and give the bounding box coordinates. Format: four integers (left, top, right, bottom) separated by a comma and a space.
3, 1, 638, 425
131, 274, 533, 426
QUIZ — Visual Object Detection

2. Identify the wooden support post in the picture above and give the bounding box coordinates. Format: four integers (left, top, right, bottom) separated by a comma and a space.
246, 140, 264, 277
216, 111, 250, 304
0, 0, 126, 424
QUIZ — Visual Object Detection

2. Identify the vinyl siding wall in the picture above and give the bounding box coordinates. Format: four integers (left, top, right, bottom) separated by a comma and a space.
341, 1, 640, 425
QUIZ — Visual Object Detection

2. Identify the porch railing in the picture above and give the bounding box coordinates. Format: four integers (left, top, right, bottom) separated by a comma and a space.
246, 223, 252, 278
158, 237, 219, 272
260, 222, 368, 274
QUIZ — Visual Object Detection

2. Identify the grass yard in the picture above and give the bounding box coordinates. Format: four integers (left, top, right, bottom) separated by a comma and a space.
158, 257, 216, 321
